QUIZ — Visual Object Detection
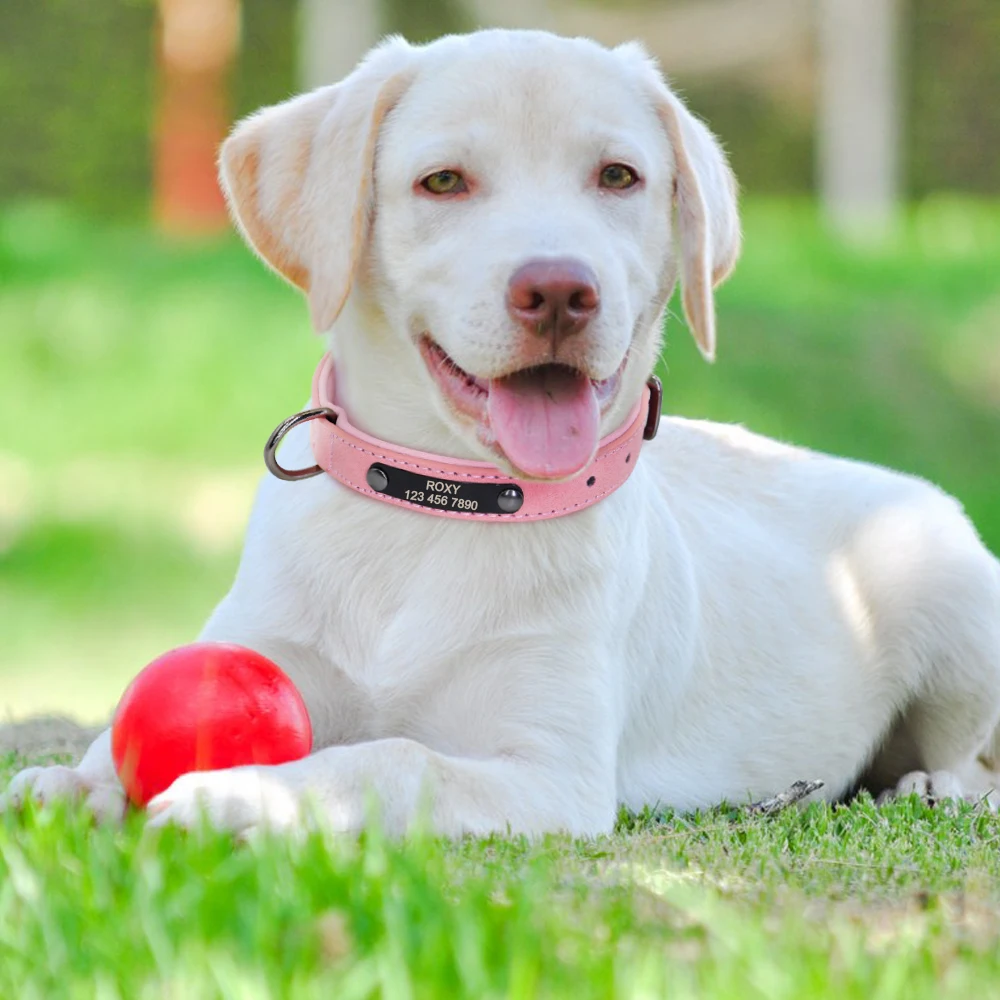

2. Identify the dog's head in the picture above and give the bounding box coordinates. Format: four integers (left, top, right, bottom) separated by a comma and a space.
220, 30, 739, 480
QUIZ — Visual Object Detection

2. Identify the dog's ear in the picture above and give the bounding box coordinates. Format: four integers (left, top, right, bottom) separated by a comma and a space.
219, 38, 416, 332
621, 46, 741, 361
656, 88, 741, 361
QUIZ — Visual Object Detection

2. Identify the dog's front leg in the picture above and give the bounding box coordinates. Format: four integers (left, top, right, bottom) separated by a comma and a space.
0, 729, 126, 821
146, 735, 617, 838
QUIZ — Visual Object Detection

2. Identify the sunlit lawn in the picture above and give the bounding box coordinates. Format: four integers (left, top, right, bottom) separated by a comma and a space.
1, 196, 999, 722
5, 749, 1000, 997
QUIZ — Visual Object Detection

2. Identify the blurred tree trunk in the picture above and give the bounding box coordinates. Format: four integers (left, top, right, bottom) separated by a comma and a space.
818, 0, 902, 239
153, 0, 240, 235
298, 0, 380, 90
297, 0, 474, 91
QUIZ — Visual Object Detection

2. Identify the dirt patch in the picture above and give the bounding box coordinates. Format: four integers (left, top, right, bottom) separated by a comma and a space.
0, 715, 102, 761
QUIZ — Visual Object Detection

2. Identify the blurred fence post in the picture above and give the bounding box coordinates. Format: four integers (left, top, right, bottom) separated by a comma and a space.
818, 0, 902, 239
299, 0, 380, 90
153, 0, 240, 235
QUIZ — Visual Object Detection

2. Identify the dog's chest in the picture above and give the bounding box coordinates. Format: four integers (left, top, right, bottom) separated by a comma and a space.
296, 493, 623, 692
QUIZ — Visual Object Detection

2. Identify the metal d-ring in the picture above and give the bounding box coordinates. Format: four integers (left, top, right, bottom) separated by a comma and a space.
263, 407, 338, 481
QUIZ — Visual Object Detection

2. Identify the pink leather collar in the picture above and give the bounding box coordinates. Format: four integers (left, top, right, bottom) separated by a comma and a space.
263, 354, 661, 522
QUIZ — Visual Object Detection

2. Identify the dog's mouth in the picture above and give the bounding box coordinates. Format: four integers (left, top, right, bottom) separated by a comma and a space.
418, 336, 622, 480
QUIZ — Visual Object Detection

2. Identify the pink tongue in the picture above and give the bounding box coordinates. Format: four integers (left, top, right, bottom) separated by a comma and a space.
487, 366, 600, 479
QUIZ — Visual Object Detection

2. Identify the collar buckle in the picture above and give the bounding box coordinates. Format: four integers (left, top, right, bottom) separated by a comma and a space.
643, 376, 662, 441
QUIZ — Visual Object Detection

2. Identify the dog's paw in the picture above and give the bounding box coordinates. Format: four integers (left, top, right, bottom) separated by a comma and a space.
877, 769, 997, 809
0, 764, 127, 823
146, 768, 302, 837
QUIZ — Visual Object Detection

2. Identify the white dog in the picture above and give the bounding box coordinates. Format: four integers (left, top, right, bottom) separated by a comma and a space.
5, 30, 999, 836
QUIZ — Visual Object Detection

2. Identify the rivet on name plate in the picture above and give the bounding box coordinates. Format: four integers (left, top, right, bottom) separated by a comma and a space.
366, 465, 389, 492
497, 486, 524, 513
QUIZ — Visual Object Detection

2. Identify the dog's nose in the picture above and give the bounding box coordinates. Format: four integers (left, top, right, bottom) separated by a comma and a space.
507, 258, 600, 340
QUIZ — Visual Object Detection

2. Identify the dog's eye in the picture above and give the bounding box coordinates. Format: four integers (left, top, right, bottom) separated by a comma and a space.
599, 164, 639, 190
421, 170, 467, 195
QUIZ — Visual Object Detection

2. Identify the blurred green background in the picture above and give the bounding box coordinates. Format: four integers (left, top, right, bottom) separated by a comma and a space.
1, 0, 998, 722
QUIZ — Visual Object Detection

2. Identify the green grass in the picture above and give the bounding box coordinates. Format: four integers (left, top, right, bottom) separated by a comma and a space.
2, 198, 1000, 995
5, 751, 1000, 997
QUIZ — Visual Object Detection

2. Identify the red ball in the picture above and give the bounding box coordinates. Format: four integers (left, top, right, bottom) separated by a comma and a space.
111, 643, 312, 807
